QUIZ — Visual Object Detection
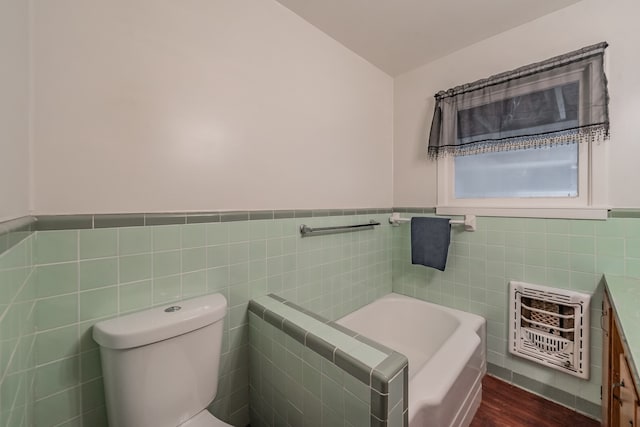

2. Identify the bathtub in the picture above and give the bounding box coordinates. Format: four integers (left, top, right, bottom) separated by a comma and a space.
337, 293, 486, 427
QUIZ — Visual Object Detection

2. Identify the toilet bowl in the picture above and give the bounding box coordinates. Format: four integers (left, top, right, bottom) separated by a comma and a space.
93, 293, 233, 427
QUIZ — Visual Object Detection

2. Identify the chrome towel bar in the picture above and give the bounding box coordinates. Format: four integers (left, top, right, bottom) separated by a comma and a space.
300, 220, 381, 236
388, 212, 476, 232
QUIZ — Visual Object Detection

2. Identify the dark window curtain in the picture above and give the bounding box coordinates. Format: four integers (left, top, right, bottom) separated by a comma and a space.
427, 42, 609, 159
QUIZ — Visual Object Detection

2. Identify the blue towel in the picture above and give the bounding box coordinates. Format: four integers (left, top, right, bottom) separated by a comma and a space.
411, 217, 451, 271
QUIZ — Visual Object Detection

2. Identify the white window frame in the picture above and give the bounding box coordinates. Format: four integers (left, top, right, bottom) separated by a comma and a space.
436, 61, 609, 220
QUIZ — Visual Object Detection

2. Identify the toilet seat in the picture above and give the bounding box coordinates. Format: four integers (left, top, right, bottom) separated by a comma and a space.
179, 410, 233, 427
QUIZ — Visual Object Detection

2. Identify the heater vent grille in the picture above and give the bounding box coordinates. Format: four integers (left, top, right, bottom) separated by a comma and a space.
508, 281, 590, 379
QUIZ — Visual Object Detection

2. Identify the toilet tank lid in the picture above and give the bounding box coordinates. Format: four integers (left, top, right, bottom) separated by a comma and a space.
92, 293, 227, 349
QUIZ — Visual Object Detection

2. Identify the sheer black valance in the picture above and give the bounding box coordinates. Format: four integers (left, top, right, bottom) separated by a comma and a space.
427, 42, 609, 159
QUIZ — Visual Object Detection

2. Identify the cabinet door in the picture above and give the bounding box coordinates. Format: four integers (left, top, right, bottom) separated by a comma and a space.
619, 354, 637, 427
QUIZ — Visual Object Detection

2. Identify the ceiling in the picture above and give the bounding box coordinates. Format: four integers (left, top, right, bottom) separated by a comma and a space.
275, 0, 583, 76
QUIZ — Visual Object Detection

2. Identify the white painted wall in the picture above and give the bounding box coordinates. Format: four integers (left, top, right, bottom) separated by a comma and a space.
393, 0, 640, 208
0, 0, 31, 222
32, 0, 393, 214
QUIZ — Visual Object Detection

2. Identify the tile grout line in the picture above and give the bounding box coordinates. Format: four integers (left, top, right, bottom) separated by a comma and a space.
0, 258, 36, 387
116, 229, 121, 317
74, 229, 83, 427
178, 227, 183, 300
150, 229, 155, 305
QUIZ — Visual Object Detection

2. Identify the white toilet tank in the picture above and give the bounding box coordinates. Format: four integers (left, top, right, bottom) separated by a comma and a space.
93, 293, 227, 427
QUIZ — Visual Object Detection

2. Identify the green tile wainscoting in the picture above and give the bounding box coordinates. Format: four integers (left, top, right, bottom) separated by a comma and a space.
3, 209, 640, 425
0, 230, 36, 426
1, 211, 392, 427
0, 216, 35, 258
248, 294, 407, 427
391, 213, 640, 420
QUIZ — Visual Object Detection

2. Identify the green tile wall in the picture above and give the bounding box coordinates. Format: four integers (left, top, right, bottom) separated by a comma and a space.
29, 214, 392, 426
0, 235, 36, 427
249, 311, 373, 427
14, 211, 638, 425
391, 215, 640, 418
248, 294, 408, 426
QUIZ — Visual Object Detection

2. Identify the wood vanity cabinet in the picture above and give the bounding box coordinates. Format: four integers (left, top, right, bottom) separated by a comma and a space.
603, 292, 640, 426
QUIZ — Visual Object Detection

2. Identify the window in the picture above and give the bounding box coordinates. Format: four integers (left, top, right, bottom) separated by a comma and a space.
428, 43, 609, 219
454, 145, 578, 199
455, 81, 580, 199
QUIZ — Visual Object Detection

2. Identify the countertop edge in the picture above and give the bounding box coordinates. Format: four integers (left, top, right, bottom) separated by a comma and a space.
603, 274, 640, 395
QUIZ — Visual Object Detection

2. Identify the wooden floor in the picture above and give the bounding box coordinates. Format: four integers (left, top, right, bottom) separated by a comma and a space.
470, 375, 599, 427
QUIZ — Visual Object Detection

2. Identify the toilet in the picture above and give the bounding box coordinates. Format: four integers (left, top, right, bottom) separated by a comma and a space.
93, 293, 233, 427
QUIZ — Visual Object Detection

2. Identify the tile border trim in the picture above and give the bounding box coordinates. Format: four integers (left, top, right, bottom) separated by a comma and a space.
248, 294, 408, 424
392, 207, 437, 214
486, 362, 600, 421
21, 207, 640, 234
1, 206, 392, 270
33, 208, 394, 231
608, 209, 640, 218
0, 216, 37, 257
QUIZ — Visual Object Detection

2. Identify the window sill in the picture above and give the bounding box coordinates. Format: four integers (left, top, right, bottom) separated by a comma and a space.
435, 206, 609, 220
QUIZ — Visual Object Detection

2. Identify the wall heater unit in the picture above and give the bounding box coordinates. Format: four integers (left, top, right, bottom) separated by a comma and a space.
509, 281, 591, 379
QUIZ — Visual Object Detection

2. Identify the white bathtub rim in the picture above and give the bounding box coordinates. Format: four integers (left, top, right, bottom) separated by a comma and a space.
339, 292, 487, 427
350, 293, 486, 331
343, 293, 486, 376
379, 293, 486, 330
